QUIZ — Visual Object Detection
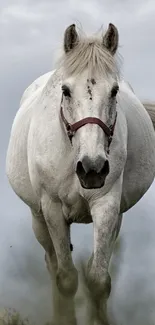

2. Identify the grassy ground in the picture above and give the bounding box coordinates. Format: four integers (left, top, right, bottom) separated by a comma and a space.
0, 309, 29, 325
0, 309, 51, 325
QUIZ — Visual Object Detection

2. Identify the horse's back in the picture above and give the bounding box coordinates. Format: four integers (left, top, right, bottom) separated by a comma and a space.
6, 70, 55, 209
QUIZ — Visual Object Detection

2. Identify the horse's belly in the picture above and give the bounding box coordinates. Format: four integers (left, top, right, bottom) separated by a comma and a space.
121, 136, 155, 213
6, 104, 39, 210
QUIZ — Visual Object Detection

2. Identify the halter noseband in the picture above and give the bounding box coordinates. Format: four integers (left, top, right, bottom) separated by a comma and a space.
60, 97, 117, 150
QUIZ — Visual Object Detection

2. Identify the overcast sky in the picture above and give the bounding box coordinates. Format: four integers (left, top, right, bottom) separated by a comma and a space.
1, 1, 155, 324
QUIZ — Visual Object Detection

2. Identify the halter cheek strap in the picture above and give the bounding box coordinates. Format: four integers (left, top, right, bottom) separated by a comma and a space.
60, 100, 117, 150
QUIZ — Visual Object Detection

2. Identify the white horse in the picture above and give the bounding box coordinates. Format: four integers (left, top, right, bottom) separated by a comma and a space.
6, 23, 155, 325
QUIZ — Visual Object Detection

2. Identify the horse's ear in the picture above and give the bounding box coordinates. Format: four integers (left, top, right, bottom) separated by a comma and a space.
64, 24, 79, 53
102, 23, 119, 55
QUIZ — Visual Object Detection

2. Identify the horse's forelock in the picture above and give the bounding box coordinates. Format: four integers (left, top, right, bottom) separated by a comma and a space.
58, 31, 121, 79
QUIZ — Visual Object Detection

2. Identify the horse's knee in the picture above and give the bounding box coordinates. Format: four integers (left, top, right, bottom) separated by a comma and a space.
87, 267, 111, 300
56, 267, 78, 297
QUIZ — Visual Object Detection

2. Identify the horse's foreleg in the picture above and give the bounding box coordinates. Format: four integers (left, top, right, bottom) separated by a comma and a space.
41, 193, 78, 325
86, 177, 123, 325
32, 208, 76, 325
31, 209, 63, 324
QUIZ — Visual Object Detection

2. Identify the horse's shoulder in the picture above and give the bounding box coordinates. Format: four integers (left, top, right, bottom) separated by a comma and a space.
20, 70, 55, 106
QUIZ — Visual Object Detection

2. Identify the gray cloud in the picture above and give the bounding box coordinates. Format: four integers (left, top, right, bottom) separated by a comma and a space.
1, 0, 155, 99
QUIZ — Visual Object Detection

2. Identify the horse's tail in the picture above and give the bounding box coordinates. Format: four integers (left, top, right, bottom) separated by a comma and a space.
143, 102, 155, 129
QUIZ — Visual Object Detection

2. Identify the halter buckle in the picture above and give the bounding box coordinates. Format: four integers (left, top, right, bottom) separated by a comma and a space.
66, 124, 75, 142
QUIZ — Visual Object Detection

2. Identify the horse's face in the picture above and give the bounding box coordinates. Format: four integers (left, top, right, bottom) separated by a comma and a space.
61, 23, 119, 189
61, 73, 119, 189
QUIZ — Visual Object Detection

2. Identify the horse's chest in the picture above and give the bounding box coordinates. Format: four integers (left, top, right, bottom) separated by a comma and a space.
60, 191, 91, 224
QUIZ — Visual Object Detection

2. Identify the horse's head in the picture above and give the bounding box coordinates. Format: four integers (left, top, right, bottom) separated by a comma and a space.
60, 23, 120, 189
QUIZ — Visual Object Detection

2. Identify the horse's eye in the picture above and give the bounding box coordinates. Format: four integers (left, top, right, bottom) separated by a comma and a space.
111, 84, 119, 98
62, 85, 71, 97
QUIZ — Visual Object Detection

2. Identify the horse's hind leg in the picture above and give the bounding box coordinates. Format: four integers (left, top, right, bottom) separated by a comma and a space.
31, 208, 77, 325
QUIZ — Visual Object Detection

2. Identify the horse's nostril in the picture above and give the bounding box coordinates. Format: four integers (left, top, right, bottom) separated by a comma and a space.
101, 159, 110, 176
95, 156, 109, 174
76, 161, 85, 178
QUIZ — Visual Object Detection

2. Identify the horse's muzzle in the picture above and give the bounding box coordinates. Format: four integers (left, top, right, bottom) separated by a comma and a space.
76, 155, 110, 189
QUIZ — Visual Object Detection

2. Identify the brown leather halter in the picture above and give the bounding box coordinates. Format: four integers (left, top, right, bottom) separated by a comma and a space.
60, 97, 117, 150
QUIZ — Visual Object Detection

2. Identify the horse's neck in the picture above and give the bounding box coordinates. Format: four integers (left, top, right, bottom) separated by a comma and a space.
45, 68, 63, 93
